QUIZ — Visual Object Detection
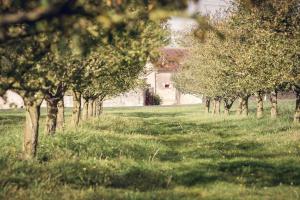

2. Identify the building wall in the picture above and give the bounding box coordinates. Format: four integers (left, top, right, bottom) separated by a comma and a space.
155, 72, 177, 105
0, 70, 203, 109
0, 90, 24, 109
103, 90, 144, 107
180, 93, 203, 104
146, 71, 156, 89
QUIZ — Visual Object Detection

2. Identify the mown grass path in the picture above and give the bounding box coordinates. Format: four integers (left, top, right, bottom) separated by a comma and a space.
0, 101, 300, 199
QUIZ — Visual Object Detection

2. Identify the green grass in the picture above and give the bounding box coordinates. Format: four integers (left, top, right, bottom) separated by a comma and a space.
0, 100, 300, 200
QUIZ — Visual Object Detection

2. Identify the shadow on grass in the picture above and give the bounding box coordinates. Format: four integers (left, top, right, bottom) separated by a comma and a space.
1, 104, 299, 194
2, 158, 299, 192
93, 116, 246, 137
95, 112, 294, 139
217, 159, 300, 186
174, 159, 300, 187
0, 115, 24, 126
181, 140, 266, 160
0, 160, 172, 191
114, 111, 182, 119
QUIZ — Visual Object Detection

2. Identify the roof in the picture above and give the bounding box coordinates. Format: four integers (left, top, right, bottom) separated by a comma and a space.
155, 47, 188, 71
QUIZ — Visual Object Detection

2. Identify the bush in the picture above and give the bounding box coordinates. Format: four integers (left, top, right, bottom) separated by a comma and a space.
9, 102, 17, 108
152, 94, 162, 105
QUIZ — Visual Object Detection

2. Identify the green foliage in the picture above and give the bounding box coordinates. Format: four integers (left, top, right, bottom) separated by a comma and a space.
0, 0, 171, 101
152, 94, 162, 105
173, 0, 300, 101
80, 21, 168, 101
1, 101, 300, 199
0, 0, 190, 41
173, 26, 239, 99
0, 0, 177, 158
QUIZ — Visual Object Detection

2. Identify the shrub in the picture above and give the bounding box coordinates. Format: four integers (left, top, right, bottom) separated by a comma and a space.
152, 94, 162, 105
9, 102, 17, 108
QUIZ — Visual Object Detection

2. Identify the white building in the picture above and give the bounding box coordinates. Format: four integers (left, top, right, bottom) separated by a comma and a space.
104, 47, 202, 107
0, 90, 24, 109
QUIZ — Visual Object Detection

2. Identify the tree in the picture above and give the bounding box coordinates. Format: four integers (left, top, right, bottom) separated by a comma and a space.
229, 0, 300, 119
0, 35, 50, 159
79, 20, 167, 121
173, 23, 238, 116
0, 0, 177, 159
175, 0, 299, 120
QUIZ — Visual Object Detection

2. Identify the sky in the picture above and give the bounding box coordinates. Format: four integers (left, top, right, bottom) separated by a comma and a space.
188, 0, 230, 15
168, 0, 230, 46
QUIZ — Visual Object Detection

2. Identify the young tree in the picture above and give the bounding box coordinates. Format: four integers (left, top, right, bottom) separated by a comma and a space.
79, 20, 167, 121
230, 0, 300, 119
0, 35, 50, 159
0, 0, 175, 158
173, 24, 238, 116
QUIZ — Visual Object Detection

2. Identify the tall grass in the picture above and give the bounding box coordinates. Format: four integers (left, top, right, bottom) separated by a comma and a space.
0, 100, 299, 200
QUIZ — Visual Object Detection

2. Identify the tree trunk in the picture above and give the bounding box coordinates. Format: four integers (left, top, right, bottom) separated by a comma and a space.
45, 99, 59, 135
215, 98, 221, 114
294, 89, 300, 123
23, 99, 41, 159
93, 99, 97, 117
88, 99, 94, 118
82, 98, 89, 121
72, 91, 81, 126
224, 106, 229, 115
205, 98, 210, 114
224, 98, 235, 116
236, 97, 243, 115
212, 99, 216, 114
96, 99, 103, 117
57, 98, 64, 131
270, 91, 278, 119
241, 95, 249, 116
256, 92, 264, 119
95, 99, 99, 117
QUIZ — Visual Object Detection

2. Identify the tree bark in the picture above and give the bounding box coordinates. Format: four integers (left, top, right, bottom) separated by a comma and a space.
241, 95, 249, 116
45, 98, 59, 135
294, 89, 300, 123
212, 99, 216, 114
256, 92, 264, 119
236, 97, 243, 115
96, 99, 103, 117
95, 99, 99, 117
92, 99, 97, 117
82, 98, 89, 121
72, 91, 81, 126
205, 97, 211, 114
88, 99, 94, 118
215, 98, 221, 114
224, 98, 235, 116
0, 2, 72, 27
57, 98, 64, 131
270, 91, 278, 119
224, 106, 229, 115
23, 99, 42, 159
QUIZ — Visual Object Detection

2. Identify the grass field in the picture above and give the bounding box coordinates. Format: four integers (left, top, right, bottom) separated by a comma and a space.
0, 100, 300, 200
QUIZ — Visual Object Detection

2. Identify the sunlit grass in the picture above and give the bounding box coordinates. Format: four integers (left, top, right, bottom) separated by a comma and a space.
0, 100, 300, 199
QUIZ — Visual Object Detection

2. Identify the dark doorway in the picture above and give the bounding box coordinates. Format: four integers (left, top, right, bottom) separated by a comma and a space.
144, 88, 154, 105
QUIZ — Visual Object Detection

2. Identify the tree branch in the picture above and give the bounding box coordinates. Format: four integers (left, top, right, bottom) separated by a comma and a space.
0, 1, 74, 27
